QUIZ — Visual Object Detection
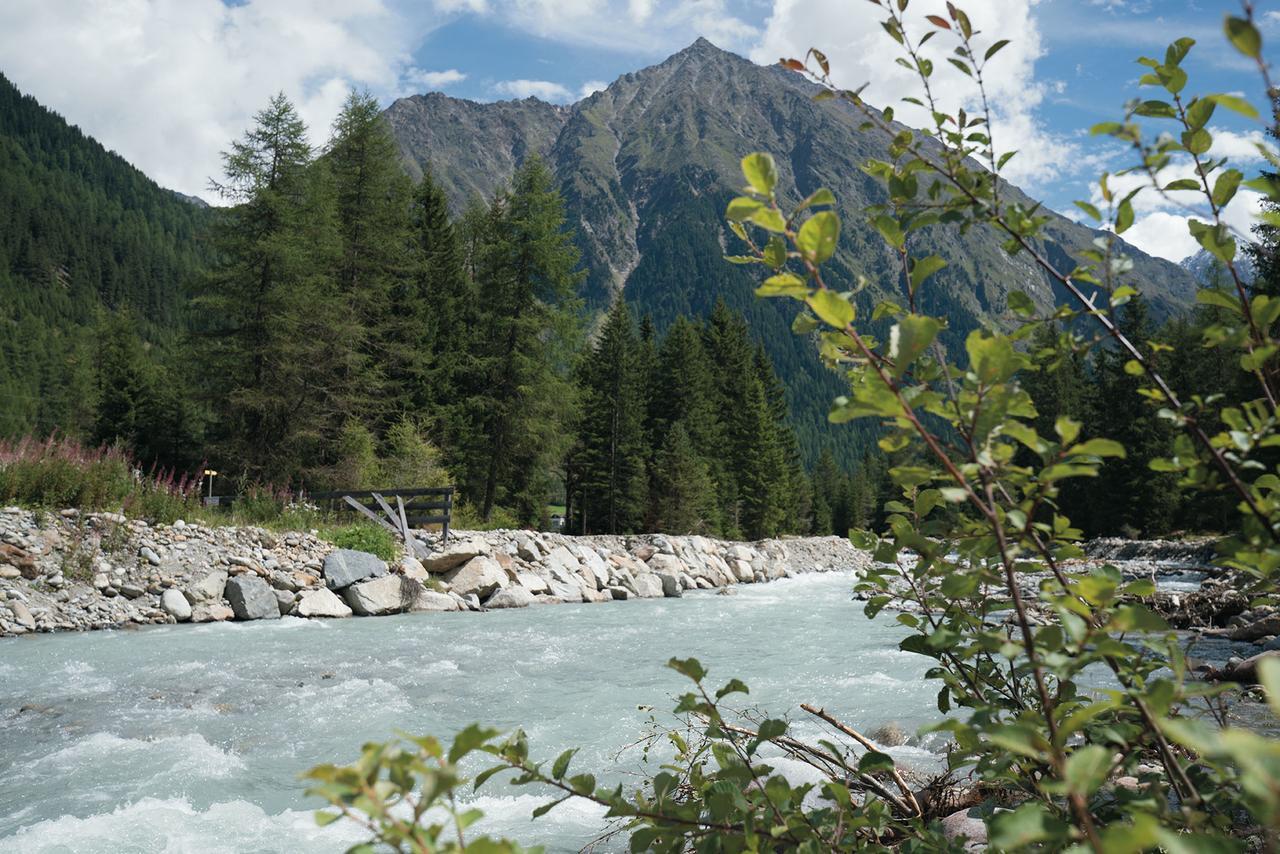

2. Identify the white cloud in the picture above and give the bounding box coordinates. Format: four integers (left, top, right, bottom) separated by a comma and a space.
451, 0, 757, 53
750, 0, 1079, 190
1082, 158, 1266, 262
579, 80, 609, 98
404, 68, 467, 90
1209, 127, 1276, 164
0, 0, 434, 200
495, 78, 575, 101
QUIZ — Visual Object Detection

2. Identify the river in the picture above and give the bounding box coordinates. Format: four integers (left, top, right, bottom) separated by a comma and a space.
0, 571, 948, 852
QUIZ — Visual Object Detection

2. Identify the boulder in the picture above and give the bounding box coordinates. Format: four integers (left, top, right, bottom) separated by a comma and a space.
399, 556, 429, 581
185, 570, 228, 604
515, 571, 549, 594
344, 575, 420, 616
160, 589, 192, 622
578, 549, 610, 588
516, 537, 543, 562
268, 570, 298, 592
656, 572, 682, 598
323, 549, 388, 590
190, 602, 234, 623
631, 544, 656, 562
632, 573, 665, 598
295, 587, 353, 618
224, 576, 281, 620
607, 586, 630, 601
422, 537, 489, 573
273, 588, 295, 615
941, 808, 987, 847
119, 583, 146, 599
443, 556, 507, 599
486, 587, 535, 609
1229, 614, 1280, 642
1263, 635, 1280, 652
411, 589, 460, 612
730, 559, 754, 583
9, 600, 35, 630
543, 574, 586, 603
647, 553, 683, 574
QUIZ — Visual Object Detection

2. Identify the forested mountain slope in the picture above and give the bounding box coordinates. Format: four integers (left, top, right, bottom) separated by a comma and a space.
0, 72, 212, 437
385, 38, 1198, 466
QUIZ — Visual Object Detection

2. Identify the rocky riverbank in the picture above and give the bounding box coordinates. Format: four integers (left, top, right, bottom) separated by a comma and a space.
0, 506, 873, 637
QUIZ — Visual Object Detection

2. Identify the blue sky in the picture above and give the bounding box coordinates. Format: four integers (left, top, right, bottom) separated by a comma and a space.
0, 0, 1274, 261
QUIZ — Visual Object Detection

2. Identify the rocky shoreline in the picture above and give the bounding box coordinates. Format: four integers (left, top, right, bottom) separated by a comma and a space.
0, 506, 873, 637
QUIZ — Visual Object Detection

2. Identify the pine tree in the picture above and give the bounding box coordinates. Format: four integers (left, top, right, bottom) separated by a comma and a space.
810, 447, 841, 535
92, 308, 150, 452
573, 300, 649, 533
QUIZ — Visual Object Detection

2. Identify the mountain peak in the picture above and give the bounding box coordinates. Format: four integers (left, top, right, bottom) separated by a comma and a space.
670, 36, 735, 62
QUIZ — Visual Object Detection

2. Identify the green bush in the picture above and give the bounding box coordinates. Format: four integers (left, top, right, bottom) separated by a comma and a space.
320, 522, 399, 562
313, 5, 1280, 851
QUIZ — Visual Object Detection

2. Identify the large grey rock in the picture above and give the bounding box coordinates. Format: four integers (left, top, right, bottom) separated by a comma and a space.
323, 549, 388, 590
273, 588, 296, 615
160, 589, 192, 622
632, 573, 665, 598
9, 600, 35, 630
399, 556, 429, 581
225, 575, 281, 620
515, 571, 549, 594
486, 587, 535, 609
295, 587, 353, 618
422, 537, 489, 573
411, 589, 460, 612
343, 575, 420, 616
647, 553, 685, 576
185, 570, 228, 604
443, 556, 507, 598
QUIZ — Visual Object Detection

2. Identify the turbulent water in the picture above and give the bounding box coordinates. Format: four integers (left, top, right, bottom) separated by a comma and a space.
0, 572, 946, 852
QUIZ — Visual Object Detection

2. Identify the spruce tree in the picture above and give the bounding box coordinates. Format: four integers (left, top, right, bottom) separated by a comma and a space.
810, 447, 841, 535
573, 300, 648, 533
449, 156, 584, 523
651, 421, 717, 534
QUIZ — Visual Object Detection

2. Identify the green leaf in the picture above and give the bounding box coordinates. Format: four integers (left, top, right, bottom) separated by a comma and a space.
667, 657, 706, 682
796, 211, 840, 264
551, 748, 577, 780
799, 187, 837, 209
448, 724, 498, 763
1225, 16, 1262, 58
807, 290, 855, 329
1115, 198, 1134, 234
755, 272, 809, 298
741, 152, 778, 195
532, 796, 570, 818
889, 314, 942, 377
1063, 745, 1111, 796
1067, 438, 1127, 458
990, 802, 1070, 849
763, 236, 787, 268
857, 750, 896, 773
1196, 288, 1243, 314
909, 255, 946, 292
1258, 657, 1280, 717
1164, 178, 1200, 191
985, 39, 1011, 60
1207, 93, 1259, 119
1055, 416, 1082, 445
726, 196, 763, 222
749, 207, 788, 233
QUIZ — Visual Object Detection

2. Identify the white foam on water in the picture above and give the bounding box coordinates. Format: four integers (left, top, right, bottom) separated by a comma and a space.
33, 732, 246, 782
3, 796, 366, 854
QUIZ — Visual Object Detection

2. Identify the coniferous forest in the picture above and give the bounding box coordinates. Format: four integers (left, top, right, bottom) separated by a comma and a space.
4, 68, 1272, 541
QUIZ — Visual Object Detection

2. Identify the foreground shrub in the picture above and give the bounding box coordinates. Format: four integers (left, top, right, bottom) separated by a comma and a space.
312, 3, 1280, 850
0, 435, 199, 523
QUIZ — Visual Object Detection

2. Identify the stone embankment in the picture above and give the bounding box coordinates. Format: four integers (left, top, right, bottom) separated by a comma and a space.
0, 507, 872, 637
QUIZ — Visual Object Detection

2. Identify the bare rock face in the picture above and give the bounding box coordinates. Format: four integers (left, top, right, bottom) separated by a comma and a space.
225, 576, 280, 620
295, 587, 353, 619
442, 556, 507, 599
343, 575, 421, 616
